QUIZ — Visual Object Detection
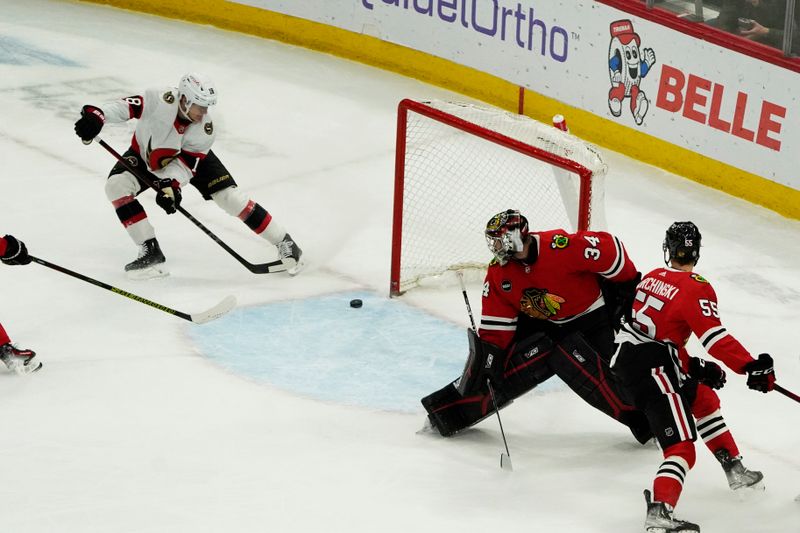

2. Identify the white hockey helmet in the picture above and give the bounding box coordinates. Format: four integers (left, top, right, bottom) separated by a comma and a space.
178, 72, 218, 109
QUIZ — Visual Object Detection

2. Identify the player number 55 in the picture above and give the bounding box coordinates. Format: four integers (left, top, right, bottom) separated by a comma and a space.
698, 299, 719, 318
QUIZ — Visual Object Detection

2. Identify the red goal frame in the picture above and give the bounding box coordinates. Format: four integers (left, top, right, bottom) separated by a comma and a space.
390, 99, 597, 296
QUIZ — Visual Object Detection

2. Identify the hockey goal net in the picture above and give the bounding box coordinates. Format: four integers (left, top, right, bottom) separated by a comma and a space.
390, 99, 608, 296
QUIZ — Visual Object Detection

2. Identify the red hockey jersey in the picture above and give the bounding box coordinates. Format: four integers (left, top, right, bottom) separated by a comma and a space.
478, 229, 638, 350
623, 267, 753, 374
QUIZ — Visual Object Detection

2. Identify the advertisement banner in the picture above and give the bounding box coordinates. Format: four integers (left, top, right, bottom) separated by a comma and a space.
233, 0, 798, 190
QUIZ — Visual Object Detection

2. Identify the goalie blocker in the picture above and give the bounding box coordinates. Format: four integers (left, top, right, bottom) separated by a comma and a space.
421, 329, 651, 443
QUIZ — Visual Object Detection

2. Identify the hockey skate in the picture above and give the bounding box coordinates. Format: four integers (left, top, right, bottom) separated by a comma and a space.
0, 343, 42, 375
276, 233, 304, 275
644, 490, 700, 533
714, 449, 765, 491
125, 238, 168, 280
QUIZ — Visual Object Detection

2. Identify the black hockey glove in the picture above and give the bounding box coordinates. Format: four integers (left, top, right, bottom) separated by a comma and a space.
74, 105, 105, 142
155, 179, 182, 215
688, 357, 726, 390
744, 353, 775, 393
456, 328, 506, 397
1, 235, 31, 266
600, 271, 642, 331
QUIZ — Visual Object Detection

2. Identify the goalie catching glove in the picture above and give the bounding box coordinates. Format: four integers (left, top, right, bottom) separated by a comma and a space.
456, 328, 506, 396
155, 179, 182, 214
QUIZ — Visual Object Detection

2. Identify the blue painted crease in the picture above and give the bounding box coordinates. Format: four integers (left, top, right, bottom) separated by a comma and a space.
189, 291, 469, 412
190, 291, 564, 412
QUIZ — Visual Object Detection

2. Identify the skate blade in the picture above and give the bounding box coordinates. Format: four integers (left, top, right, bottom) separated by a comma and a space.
734, 480, 766, 501
286, 257, 305, 276
14, 361, 42, 375
126, 265, 170, 281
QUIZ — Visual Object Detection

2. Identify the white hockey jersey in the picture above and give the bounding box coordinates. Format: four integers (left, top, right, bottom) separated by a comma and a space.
103, 87, 216, 186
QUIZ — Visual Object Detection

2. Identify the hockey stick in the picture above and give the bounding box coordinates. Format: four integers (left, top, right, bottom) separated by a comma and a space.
457, 270, 513, 471
92, 137, 286, 274
775, 384, 800, 404
30, 256, 235, 324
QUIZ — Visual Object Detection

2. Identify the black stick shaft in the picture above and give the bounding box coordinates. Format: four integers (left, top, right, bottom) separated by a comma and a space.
95, 138, 283, 274
31, 256, 192, 322
456, 271, 477, 331
775, 384, 800, 403
457, 271, 512, 461
487, 380, 511, 457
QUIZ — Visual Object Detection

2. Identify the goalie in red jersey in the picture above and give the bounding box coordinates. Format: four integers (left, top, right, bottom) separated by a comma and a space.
422, 209, 650, 443
612, 221, 775, 533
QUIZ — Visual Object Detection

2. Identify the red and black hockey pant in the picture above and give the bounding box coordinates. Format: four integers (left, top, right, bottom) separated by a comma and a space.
108, 149, 270, 228
611, 341, 699, 450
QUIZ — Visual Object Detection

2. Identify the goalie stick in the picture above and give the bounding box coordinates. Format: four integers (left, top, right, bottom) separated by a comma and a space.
457, 270, 513, 472
91, 137, 286, 274
31, 256, 235, 324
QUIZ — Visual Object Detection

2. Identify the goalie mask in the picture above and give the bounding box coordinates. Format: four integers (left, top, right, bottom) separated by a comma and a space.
485, 209, 529, 265
663, 221, 701, 266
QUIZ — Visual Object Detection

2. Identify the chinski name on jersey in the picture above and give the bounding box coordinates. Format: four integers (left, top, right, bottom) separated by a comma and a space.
638, 277, 680, 300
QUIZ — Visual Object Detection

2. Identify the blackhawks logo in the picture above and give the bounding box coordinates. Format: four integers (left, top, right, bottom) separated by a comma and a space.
520, 287, 566, 319
691, 273, 709, 284
551, 234, 570, 249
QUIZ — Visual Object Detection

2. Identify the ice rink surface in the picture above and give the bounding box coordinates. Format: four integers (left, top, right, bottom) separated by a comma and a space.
0, 1, 798, 532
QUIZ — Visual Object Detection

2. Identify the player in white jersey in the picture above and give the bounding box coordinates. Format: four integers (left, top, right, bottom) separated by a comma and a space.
74, 73, 304, 279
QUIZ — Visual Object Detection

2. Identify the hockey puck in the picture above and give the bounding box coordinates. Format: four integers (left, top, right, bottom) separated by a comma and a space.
349, 299, 363, 308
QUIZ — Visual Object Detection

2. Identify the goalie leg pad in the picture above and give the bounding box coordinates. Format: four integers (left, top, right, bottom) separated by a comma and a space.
421, 332, 555, 436
421, 380, 508, 437
550, 332, 652, 443
502, 332, 556, 398
456, 329, 507, 396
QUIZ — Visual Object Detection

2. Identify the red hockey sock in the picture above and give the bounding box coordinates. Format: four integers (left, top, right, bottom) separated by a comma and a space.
653, 442, 696, 507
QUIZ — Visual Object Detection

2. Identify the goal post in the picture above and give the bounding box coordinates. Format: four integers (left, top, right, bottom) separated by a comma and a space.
390, 99, 608, 296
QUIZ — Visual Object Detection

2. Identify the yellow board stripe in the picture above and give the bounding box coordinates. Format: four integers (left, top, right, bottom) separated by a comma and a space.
82, 0, 799, 220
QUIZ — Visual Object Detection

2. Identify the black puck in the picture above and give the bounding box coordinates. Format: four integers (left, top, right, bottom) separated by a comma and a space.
349, 298, 363, 308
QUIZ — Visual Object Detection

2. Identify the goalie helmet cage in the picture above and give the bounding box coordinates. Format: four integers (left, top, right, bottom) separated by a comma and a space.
390, 98, 608, 296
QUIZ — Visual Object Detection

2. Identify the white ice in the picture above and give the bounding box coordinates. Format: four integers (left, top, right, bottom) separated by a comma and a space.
0, 1, 798, 532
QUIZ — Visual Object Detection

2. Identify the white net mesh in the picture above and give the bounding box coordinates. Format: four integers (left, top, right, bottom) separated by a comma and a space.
392, 99, 608, 295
